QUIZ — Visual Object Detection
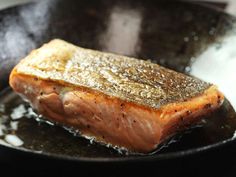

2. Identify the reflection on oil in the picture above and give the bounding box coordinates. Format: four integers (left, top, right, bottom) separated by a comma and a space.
191, 32, 236, 110
5, 134, 23, 146
101, 6, 142, 56
10, 104, 26, 120
0, 103, 27, 147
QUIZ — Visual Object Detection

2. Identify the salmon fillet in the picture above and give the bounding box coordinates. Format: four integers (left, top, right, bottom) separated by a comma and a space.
9, 39, 224, 153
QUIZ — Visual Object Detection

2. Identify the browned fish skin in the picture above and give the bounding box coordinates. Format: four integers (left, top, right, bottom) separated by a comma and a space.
13, 39, 211, 109
9, 39, 224, 153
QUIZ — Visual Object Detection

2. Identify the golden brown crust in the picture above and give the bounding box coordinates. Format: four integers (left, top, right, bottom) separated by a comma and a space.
13, 39, 211, 109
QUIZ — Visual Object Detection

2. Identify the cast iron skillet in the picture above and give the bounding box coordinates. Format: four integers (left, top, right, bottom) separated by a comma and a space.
0, 0, 236, 163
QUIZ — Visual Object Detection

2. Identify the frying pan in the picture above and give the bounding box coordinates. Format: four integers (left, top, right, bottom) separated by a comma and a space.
0, 0, 236, 166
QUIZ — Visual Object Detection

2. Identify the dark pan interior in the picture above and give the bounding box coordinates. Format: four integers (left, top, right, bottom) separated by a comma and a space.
0, 0, 236, 162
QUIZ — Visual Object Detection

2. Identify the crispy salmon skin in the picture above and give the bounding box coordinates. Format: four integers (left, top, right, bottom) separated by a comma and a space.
9, 39, 224, 153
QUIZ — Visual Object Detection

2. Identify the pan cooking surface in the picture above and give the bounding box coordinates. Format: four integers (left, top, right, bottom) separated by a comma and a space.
0, 0, 236, 161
